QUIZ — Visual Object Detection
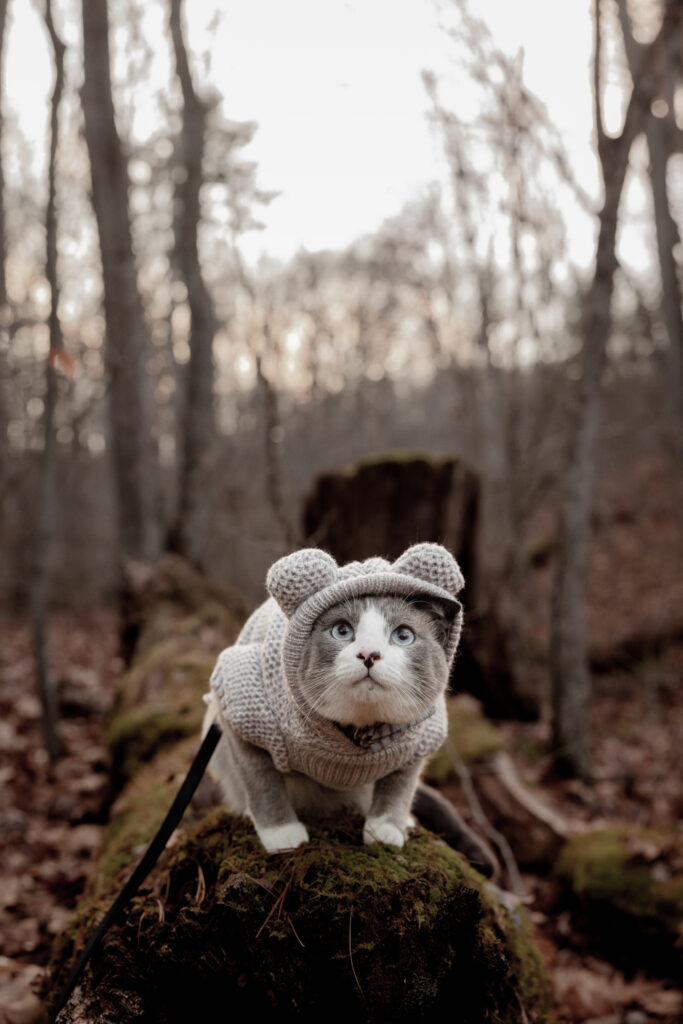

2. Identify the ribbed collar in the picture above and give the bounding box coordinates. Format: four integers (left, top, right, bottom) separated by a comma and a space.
332, 707, 436, 752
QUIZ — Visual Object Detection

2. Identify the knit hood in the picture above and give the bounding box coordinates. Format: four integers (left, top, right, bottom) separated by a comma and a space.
210, 542, 464, 788
266, 542, 464, 694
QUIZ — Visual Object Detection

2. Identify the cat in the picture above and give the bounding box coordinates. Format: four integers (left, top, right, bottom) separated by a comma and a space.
203, 544, 496, 875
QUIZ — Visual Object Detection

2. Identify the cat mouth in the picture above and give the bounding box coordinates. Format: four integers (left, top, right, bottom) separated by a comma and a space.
353, 672, 385, 689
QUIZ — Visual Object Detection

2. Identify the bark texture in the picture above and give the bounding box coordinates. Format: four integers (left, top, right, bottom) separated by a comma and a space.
0, 0, 8, 307
167, 0, 217, 568
550, 0, 679, 779
648, 112, 683, 461
30, 0, 66, 763
303, 454, 535, 719
81, 0, 159, 563
256, 348, 298, 547
617, 0, 683, 462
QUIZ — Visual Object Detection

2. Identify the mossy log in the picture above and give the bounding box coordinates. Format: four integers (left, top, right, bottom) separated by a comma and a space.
108, 555, 250, 794
48, 805, 550, 1023
46, 556, 550, 1022
557, 825, 683, 981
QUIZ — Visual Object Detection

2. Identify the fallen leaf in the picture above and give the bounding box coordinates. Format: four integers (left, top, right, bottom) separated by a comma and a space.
624, 834, 663, 862
637, 988, 683, 1016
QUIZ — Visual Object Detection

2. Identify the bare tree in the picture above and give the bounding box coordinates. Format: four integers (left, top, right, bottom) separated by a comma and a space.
550, 0, 680, 779
0, 0, 8, 540
255, 314, 299, 549
0, 0, 7, 308
166, 0, 218, 568
30, 0, 66, 761
617, 1, 683, 463
81, 0, 159, 564
424, 31, 578, 713
648, 114, 683, 461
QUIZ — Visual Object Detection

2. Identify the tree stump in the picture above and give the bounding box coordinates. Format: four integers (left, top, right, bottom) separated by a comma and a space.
303, 453, 535, 719
45, 556, 550, 1022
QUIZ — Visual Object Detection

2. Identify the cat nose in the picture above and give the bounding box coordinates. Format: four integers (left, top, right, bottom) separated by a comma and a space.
357, 651, 381, 670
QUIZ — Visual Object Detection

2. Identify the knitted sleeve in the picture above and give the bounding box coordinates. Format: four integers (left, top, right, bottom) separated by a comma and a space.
210, 641, 289, 772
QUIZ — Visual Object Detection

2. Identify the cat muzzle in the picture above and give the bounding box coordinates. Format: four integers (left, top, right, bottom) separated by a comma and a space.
357, 651, 382, 671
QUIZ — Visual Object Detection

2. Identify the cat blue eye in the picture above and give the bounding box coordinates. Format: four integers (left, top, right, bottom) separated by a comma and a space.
391, 625, 415, 646
331, 621, 354, 641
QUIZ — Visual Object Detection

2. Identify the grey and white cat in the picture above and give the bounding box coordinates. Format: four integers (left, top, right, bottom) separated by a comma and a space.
204, 589, 495, 873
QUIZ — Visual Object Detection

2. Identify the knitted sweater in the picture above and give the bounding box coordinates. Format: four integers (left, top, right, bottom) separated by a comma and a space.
209, 543, 464, 791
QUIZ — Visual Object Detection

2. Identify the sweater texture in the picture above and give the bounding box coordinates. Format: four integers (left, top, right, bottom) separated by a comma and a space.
209, 543, 464, 790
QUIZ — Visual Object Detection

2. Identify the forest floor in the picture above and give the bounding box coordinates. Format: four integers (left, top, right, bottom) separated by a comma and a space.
0, 602, 682, 1023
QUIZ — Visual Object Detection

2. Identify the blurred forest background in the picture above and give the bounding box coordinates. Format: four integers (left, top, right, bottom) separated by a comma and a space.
1, 0, 680, 769
1, 0, 683, 1017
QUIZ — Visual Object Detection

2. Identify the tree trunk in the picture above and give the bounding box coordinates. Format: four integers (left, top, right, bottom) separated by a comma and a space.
166, 0, 217, 568
0, 0, 8, 308
81, 0, 159, 564
0, 0, 8, 537
648, 114, 683, 459
617, 0, 683, 463
30, 0, 66, 763
647, 120, 683, 467
256, 347, 298, 548
550, 0, 677, 779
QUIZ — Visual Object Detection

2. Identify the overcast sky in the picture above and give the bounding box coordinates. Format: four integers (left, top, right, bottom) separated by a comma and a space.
6, 0, 600, 264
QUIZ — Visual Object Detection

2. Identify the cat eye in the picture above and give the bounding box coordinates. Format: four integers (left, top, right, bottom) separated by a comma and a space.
331, 621, 355, 641
391, 625, 415, 646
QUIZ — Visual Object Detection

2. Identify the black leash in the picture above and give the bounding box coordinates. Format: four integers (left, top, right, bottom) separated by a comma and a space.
49, 722, 222, 1023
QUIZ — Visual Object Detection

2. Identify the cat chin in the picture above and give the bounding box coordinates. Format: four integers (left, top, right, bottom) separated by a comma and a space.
320, 690, 420, 728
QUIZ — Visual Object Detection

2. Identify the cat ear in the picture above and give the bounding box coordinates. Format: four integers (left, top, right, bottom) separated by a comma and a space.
393, 542, 464, 597
266, 548, 339, 618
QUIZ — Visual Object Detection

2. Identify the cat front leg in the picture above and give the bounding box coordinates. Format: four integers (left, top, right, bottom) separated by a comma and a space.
364, 761, 423, 848
221, 724, 309, 853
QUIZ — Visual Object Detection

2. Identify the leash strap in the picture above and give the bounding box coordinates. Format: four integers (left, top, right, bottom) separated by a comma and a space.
50, 722, 223, 1023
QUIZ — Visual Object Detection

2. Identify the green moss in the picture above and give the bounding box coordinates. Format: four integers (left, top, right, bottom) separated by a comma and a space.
93, 736, 200, 899
50, 808, 550, 1022
110, 568, 240, 794
558, 827, 656, 913
352, 450, 450, 471
426, 695, 504, 785
115, 640, 215, 710
126, 814, 549, 1021
107, 645, 215, 790
513, 736, 550, 764
129, 554, 250, 657
476, 887, 550, 1016
557, 825, 683, 979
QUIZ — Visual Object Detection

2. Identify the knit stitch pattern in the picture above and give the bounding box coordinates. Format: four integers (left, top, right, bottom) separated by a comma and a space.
210, 543, 464, 790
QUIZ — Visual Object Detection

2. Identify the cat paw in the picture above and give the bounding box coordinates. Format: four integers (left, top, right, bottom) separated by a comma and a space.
258, 821, 309, 853
363, 816, 405, 848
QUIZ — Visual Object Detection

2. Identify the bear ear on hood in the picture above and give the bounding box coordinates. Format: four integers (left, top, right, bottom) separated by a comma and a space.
392, 542, 464, 598
266, 548, 339, 618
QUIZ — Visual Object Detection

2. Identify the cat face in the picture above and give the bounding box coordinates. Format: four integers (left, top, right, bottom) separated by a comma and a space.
297, 596, 453, 728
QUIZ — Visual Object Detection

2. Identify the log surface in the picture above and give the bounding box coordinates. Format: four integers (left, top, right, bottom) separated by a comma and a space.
45, 556, 550, 1022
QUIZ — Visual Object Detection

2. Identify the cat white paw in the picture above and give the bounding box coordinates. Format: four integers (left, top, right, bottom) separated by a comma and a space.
258, 821, 309, 853
363, 816, 405, 848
